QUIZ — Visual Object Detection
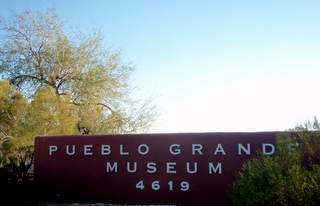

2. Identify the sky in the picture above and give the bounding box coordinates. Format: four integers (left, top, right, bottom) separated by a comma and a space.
1, 0, 320, 132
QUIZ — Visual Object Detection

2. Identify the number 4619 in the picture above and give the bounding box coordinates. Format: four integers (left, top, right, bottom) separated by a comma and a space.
136, 180, 190, 192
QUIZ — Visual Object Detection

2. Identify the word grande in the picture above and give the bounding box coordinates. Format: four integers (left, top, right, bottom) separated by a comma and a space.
34, 132, 278, 206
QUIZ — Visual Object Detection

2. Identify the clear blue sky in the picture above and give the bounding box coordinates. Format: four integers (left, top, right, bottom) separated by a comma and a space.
1, 0, 320, 132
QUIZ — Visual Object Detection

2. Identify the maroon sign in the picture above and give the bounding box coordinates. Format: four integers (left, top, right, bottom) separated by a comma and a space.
34, 132, 277, 205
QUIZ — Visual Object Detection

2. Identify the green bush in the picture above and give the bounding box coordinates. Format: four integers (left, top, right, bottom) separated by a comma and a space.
0, 133, 13, 167
3, 145, 34, 183
1, 131, 34, 184
229, 133, 320, 206
0, 144, 35, 204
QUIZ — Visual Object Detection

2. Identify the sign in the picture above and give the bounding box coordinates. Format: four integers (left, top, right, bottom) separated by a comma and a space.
34, 132, 277, 205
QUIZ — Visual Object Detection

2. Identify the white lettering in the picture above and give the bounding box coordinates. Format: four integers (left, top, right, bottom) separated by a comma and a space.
120, 144, 129, 155
288, 142, 299, 153
101, 144, 111, 155
192, 144, 203, 155
169, 144, 181, 155
166, 162, 176, 174
66, 145, 75, 156
126, 162, 137, 173
238, 143, 251, 155
146, 162, 157, 173
49, 145, 58, 155
186, 162, 198, 174
214, 144, 226, 155
106, 162, 118, 173
262, 143, 275, 155
138, 144, 149, 155
209, 162, 222, 174
84, 145, 93, 155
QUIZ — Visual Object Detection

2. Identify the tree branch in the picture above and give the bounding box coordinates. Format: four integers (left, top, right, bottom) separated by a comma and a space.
71, 101, 114, 112
10, 74, 52, 88
97, 102, 113, 112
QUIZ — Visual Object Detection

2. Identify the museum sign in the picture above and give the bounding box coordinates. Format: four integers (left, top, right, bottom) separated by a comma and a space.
34, 132, 277, 205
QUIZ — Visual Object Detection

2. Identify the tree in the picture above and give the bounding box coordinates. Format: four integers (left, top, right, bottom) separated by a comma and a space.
0, 80, 23, 166
0, 10, 154, 134
0, 11, 155, 202
0, 80, 32, 182
229, 119, 320, 206
19, 87, 79, 142
0, 80, 27, 138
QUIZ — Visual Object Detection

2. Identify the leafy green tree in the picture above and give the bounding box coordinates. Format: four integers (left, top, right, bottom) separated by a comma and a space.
0, 11, 154, 205
0, 10, 154, 134
0, 82, 32, 194
0, 11, 155, 195
0, 80, 27, 137
18, 87, 79, 143
4, 145, 34, 183
229, 119, 320, 206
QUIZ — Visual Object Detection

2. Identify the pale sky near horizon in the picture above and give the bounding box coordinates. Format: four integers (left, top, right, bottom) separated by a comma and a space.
1, 0, 320, 132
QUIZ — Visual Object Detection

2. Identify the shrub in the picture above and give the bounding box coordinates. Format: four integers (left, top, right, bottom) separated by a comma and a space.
229, 132, 320, 206
0, 144, 35, 204
3, 145, 34, 183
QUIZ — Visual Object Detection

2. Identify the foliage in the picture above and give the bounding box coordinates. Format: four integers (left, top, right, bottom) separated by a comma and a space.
0, 133, 12, 167
0, 10, 155, 134
0, 10, 155, 203
0, 80, 27, 136
25, 87, 79, 138
0, 144, 35, 205
3, 145, 34, 183
293, 117, 320, 170
229, 119, 320, 206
